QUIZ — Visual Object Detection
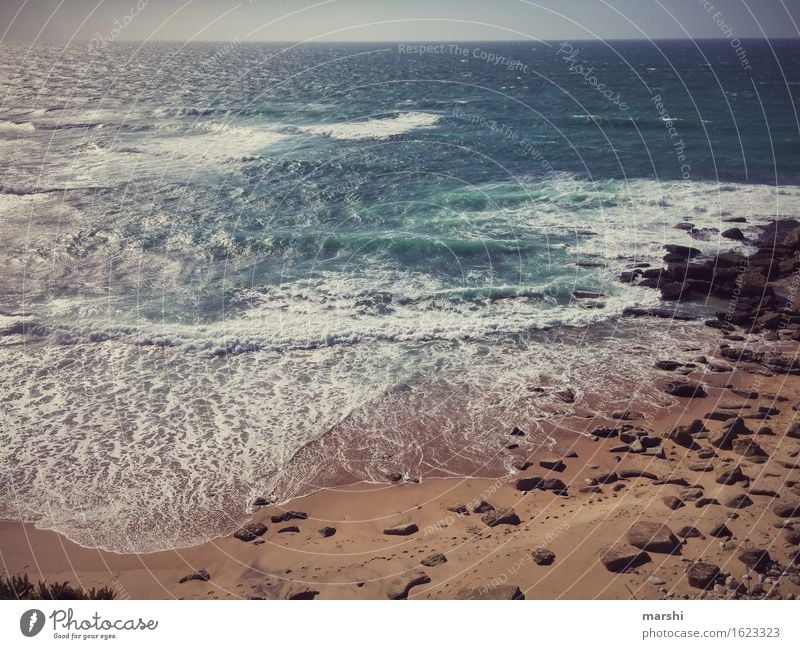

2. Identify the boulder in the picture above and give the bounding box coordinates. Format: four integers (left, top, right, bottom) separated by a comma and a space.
540, 478, 568, 494
709, 523, 733, 538
531, 548, 556, 566
472, 500, 494, 514
738, 549, 772, 573
677, 526, 705, 539
278, 525, 300, 533
455, 585, 524, 600
383, 523, 419, 536
612, 410, 643, 420
664, 244, 702, 259
663, 496, 684, 510
481, 508, 521, 527
270, 511, 308, 523
515, 477, 543, 492
598, 543, 651, 572
773, 502, 800, 518
421, 553, 447, 567
619, 470, 659, 480
716, 465, 748, 485
731, 438, 768, 460
687, 562, 720, 589
539, 458, 566, 472
286, 587, 320, 600
724, 493, 754, 509
387, 572, 431, 600
722, 227, 745, 240
626, 522, 680, 553
655, 360, 683, 371
590, 471, 619, 485
664, 380, 708, 398
554, 388, 576, 403
447, 504, 469, 515
179, 569, 210, 584
318, 526, 337, 537
233, 522, 268, 542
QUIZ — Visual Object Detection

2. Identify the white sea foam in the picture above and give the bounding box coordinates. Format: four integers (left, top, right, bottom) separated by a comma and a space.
299, 111, 441, 140
0, 120, 34, 132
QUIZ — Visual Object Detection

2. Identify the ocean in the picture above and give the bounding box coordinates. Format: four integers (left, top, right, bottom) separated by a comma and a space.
1, 39, 799, 552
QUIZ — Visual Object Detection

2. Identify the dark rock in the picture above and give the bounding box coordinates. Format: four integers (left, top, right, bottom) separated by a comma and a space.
421, 553, 447, 567
716, 466, 748, 485
612, 410, 643, 420
655, 360, 683, 371
619, 470, 659, 480
531, 548, 556, 566
709, 523, 733, 538
724, 493, 754, 509
726, 417, 752, 436
383, 523, 419, 536
677, 526, 705, 539
455, 585, 524, 600
706, 411, 736, 422
731, 388, 758, 399
511, 459, 533, 471
722, 227, 745, 240
709, 428, 738, 450
278, 525, 300, 533
447, 504, 469, 515
270, 511, 308, 523
664, 244, 702, 259
179, 569, 210, 584
233, 522, 268, 542
515, 477, 543, 492
664, 380, 708, 398
481, 508, 520, 527
599, 543, 651, 572
539, 458, 566, 472
663, 496, 684, 510
687, 562, 720, 589
695, 497, 720, 508
591, 426, 620, 438
731, 438, 768, 460
388, 572, 431, 600
285, 586, 320, 600
626, 522, 680, 553
510, 426, 526, 436
738, 548, 772, 573
554, 388, 576, 403
252, 497, 272, 507
591, 471, 619, 485
773, 502, 800, 518
318, 526, 337, 538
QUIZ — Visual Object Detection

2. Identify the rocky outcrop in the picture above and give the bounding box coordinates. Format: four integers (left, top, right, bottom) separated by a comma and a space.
774, 502, 800, 518
387, 572, 431, 600
663, 380, 708, 398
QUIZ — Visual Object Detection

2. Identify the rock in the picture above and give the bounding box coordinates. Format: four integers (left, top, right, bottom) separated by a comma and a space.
388, 572, 431, 600
270, 511, 308, 523
675, 222, 695, 230
724, 493, 754, 509
687, 562, 720, 589
539, 458, 566, 472
515, 477, 543, 492
678, 526, 705, 539
286, 587, 320, 600
716, 465, 748, 485
179, 569, 210, 584
706, 410, 736, 421
278, 525, 300, 533
748, 488, 779, 498
612, 410, 643, 420
551, 445, 579, 458
664, 380, 708, 398
481, 508, 521, 527
233, 522, 268, 542
383, 523, 419, 536
619, 469, 659, 480
531, 548, 556, 566
663, 496, 684, 510
786, 423, 800, 439
626, 522, 680, 553
599, 543, 651, 572
664, 427, 694, 448
540, 478, 568, 493
447, 504, 469, 515
252, 497, 272, 507
695, 497, 720, 508
722, 227, 745, 240
388, 472, 403, 482
726, 417, 752, 435
647, 575, 667, 586
709, 523, 733, 538
579, 486, 603, 494
590, 471, 619, 485
731, 388, 758, 399
731, 438, 768, 460
680, 487, 704, 502
709, 428, 738, 450
655, 360, 683, 371
784, 528, 800, 545
554, 388, 576, 403
664, 244, 702, 259
738, 549, 772, 573
591, 427, 620, 438
511, 459, 533, 471
688, 462, 715, 473
773, 502, 800, 518
455, 585, 524, 600
510, 426, 526, 436
472, 500, 495, 514
572, 290, 604, 299
318, 526, 337, 537
421, 553, 447, 567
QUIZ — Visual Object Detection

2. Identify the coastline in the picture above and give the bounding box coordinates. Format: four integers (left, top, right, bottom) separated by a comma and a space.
4, 222, 800, 600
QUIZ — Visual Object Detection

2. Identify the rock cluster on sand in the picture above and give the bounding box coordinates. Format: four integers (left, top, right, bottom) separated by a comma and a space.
233, 522, 267, 542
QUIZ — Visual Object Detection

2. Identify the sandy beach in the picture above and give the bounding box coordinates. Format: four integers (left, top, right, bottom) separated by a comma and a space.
3, 306, 800, 600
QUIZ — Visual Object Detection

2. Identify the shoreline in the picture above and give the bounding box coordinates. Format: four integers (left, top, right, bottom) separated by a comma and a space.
3, 222, 800, 599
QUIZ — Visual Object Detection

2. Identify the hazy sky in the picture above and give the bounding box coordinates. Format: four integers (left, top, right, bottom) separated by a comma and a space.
2, 0, 799, 43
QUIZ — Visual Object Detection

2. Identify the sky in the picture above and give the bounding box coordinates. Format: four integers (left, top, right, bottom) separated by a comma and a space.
1, 0, 799, 43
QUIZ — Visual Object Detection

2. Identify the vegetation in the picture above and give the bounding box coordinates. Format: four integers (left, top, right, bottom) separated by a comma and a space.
0, 574, 116, 600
